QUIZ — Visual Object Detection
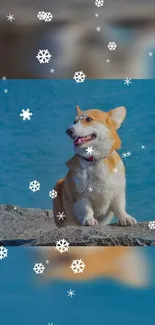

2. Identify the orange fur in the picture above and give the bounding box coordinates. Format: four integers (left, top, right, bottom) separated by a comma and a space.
41, 247, 149, 287
104, 151, 122, 173
78, 109, 122, 152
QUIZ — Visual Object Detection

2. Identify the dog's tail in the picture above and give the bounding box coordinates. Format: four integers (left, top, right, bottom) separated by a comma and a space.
53, 178, 65, 227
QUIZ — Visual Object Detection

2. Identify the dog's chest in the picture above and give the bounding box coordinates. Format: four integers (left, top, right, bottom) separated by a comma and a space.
72, 159, 125, 198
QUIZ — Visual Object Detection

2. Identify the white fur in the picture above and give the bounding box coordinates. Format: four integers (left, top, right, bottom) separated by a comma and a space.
73, 157, 134, 226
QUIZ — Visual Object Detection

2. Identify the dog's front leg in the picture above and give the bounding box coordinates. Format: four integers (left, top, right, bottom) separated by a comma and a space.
74, 198, 98, 226
111, 193, 137, 226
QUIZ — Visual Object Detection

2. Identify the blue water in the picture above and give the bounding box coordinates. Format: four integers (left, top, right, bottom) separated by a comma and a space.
0, 80, 155, 325
0, 247, 155, 325
0, 79, 155, 221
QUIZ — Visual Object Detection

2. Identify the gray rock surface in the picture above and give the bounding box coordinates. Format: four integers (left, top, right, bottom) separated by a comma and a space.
0, 205, 154, 246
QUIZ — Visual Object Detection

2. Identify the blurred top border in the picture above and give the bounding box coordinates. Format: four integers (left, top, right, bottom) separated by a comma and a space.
1, 0, 155, 78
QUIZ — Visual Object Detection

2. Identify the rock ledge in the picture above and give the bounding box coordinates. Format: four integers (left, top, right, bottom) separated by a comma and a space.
0, 205, 154, 246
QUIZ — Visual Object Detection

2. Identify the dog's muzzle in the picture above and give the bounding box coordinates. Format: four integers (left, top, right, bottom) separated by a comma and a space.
66, 127, 74, 137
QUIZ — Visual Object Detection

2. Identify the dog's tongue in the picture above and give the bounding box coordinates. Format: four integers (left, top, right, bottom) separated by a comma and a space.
74, 137, 84, 145
74, 135, 91, 146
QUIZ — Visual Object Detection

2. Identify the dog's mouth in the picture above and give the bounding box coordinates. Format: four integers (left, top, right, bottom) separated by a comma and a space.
74, 133, 96, 146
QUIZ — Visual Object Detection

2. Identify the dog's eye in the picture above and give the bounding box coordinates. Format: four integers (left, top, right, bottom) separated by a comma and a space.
86, 117, 93, 122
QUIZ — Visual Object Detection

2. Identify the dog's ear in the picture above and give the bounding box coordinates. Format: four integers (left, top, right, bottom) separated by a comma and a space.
76, 105, 82, 115
108, 106, 126, 129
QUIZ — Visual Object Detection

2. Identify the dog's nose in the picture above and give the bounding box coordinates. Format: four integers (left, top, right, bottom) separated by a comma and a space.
66, 127, 74, 136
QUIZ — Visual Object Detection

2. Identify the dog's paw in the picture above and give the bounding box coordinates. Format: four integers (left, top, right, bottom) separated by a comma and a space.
82, 217, 98, 226
118, 214, 137, 226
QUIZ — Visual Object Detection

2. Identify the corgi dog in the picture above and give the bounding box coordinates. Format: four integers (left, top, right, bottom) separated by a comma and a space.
39, 246, 150, 288
53, 105, 137, 227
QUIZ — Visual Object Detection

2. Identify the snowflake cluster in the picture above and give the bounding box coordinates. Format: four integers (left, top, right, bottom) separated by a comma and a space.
95, 0, 104, 7
37, 11, 53, 22
121, 151, 132, 159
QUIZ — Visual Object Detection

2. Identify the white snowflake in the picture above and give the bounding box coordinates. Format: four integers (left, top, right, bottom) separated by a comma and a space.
67, 289, 75, 298
126, 151, 132, 157
112, 167, 118, 173
56, 212, 66, 220
148, 221, 155, 229
7, 13, 15, 22
149, 52, 153, 57
46, 260, 50, 264
122, 152, 127, 159
95, 0, 104, 7
106, 58, 110, 63
49, 68, 55, 74
88, 186, 94, 192
20, 108, 33, 120
141, 145, 146, 149
44, 12, 53, 22
95, 13, 99, 17
4, 89, 8, 94
37, 11, 53, 22
0, 246, 8, 260
73, 71, 86, 83
37, 11, 46, 20
108, 42, 117, 51
122, 151, 131, 159
29, 180, 40, 192
86, 146, 94, 155
70, 259, 86, 274
36, 49, 52, 64
2, 76, 7, 80
33, 263, 45, 274
55, 239, 69, 254
49, 189, 57, 199
96, 26, 101, 32
124, 77, 132, 86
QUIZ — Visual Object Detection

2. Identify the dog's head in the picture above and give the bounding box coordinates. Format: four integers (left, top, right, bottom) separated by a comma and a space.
66, 105, 126, 159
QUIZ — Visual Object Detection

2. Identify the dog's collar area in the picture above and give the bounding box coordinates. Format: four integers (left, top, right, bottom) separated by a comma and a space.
84, 155, 96, 162
82, 155, 106, 162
